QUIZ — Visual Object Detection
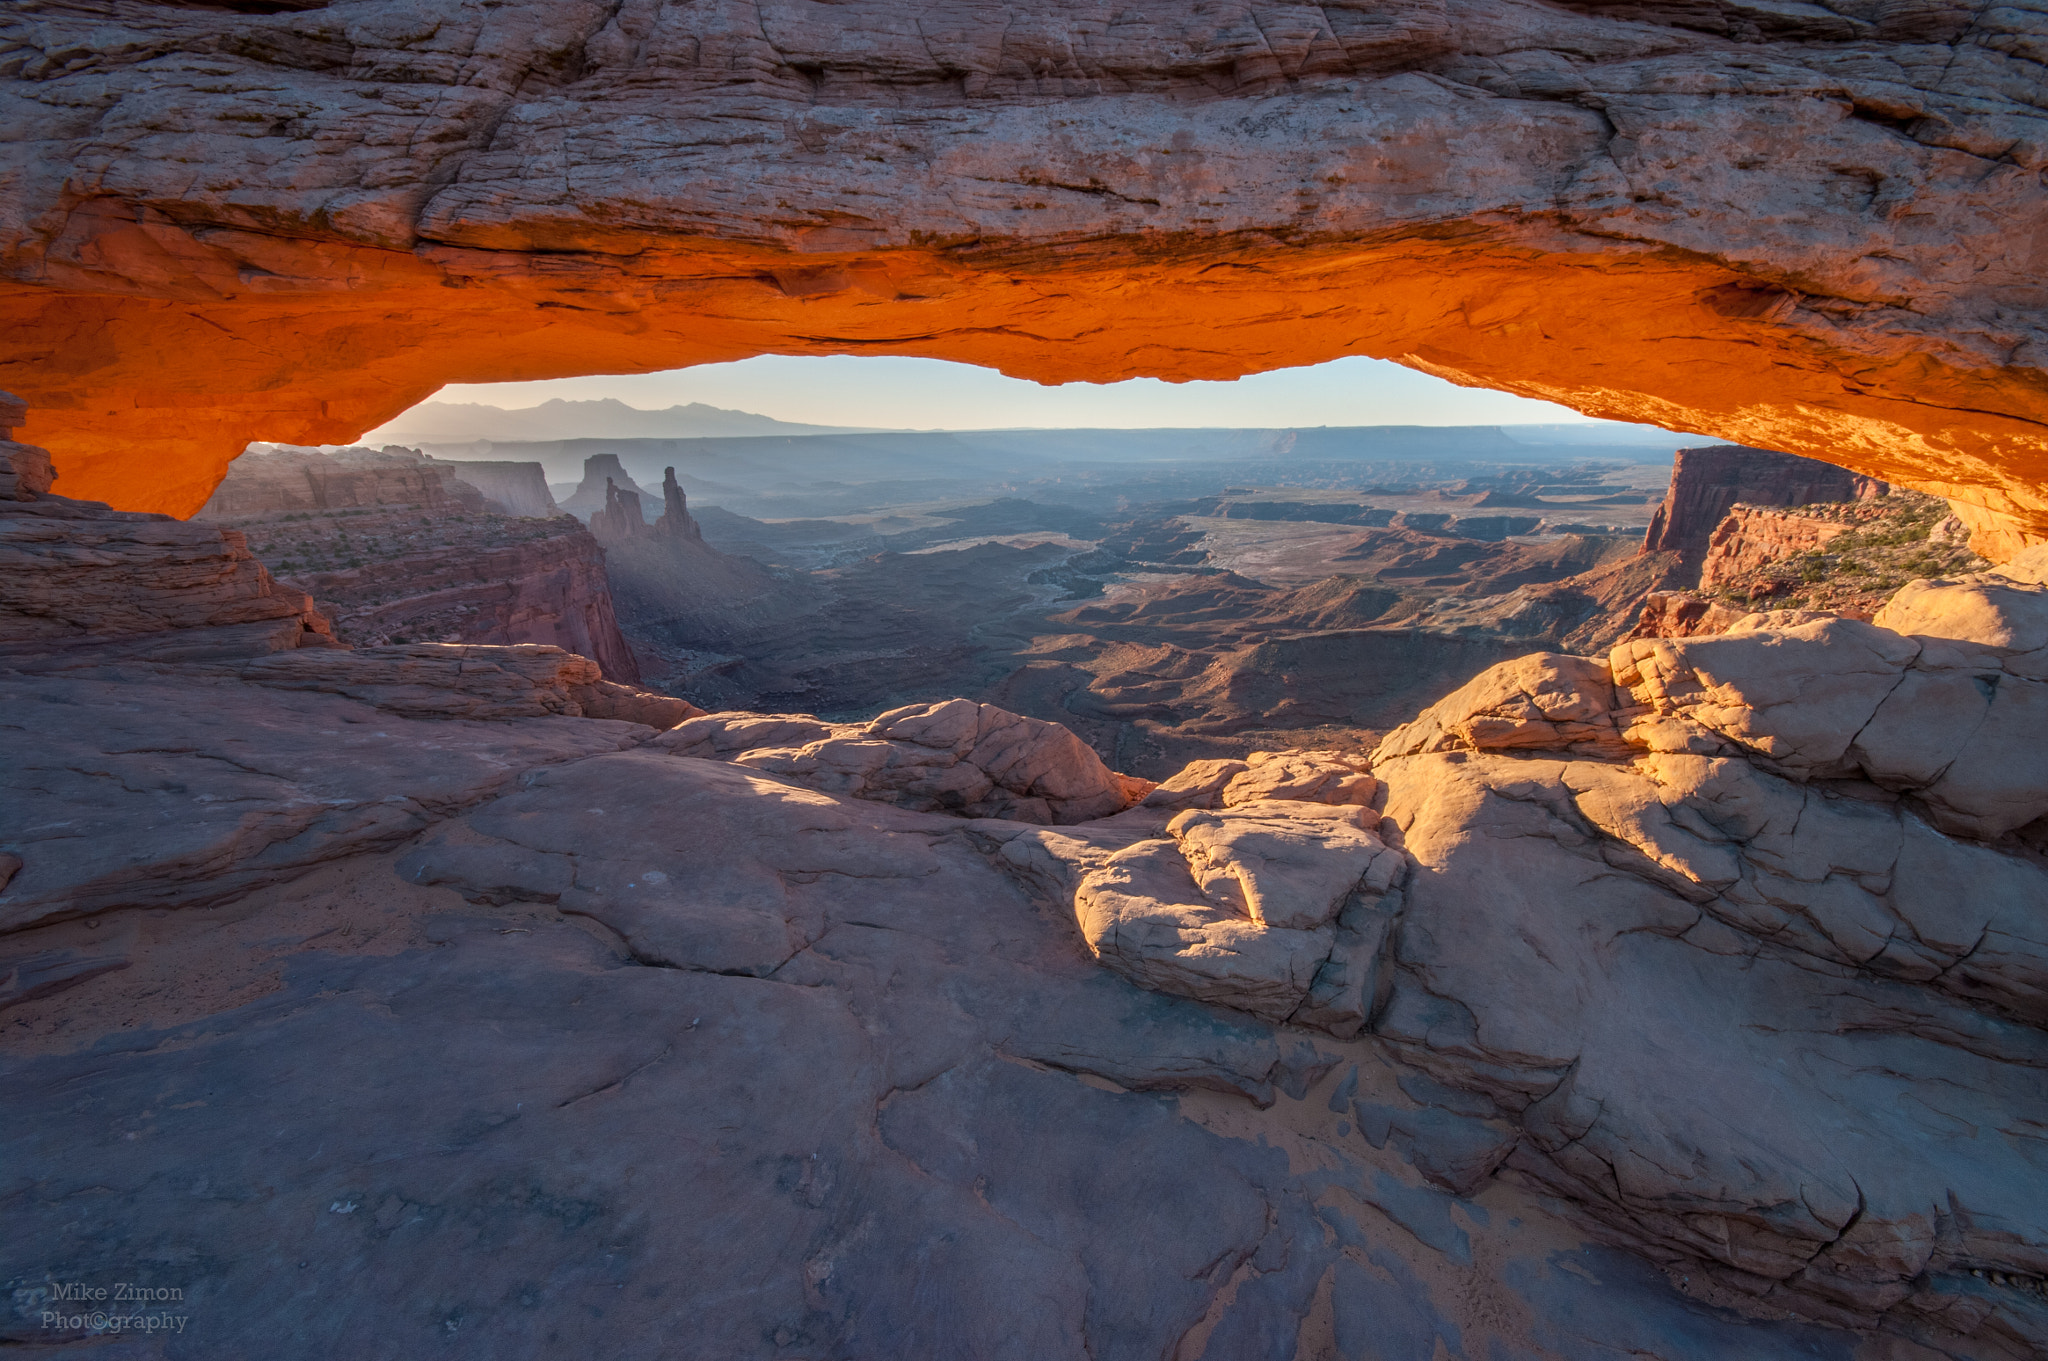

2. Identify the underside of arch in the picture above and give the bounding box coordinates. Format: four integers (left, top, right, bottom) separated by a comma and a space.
3, 0, 2044, 550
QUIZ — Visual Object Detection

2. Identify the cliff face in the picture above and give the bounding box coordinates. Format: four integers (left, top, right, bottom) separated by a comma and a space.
1640, 446, 1880, 558
0, 497, 339, 664
2, 0, 2045, 547
1697, 505, 1853, 591
279, 529, 643, 683
197, 446, 488, 517
197, 445, 642, 681
1637, 490, 1990, 634
588, 478, 652, 546
436, 459, 557, 518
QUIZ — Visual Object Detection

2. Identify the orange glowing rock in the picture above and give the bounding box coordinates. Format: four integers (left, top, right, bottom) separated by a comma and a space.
1, 0, 2042, 553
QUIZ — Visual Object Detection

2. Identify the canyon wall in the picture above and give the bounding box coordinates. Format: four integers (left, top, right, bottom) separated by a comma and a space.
0, 0, 2045, 548
198, 445, 642, 681
1637, 488, 1987, 630
438, 459, 557, 518
1698, 506, 1852, 591
281, 533, 642, 683
1641, 446, 1880, 558
197, 446, 487, 518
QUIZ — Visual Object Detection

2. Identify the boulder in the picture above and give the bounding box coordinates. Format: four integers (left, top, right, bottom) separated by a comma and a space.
1002, 793, 1404, 1034
1172, 802, 1392, 931
1373, 652, 1625, 760
1140, 750, 1377, 812
1139, 757, 1251, 811
1374, 746, 2048, 1342
655, 698, 1149, 825
1875, 575, 2048, 667
1612, 614, 2048, 839
1219, 749, 1377, 808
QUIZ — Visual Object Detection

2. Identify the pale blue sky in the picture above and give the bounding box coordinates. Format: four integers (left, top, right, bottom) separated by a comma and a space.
421, 354, 1599, 429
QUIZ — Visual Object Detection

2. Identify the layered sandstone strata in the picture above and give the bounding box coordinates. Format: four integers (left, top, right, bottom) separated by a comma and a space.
276, 528, 645, 683
197, 446, 488, 518
1, 0, 2045, 548
0, 486, 339, 663
198, 445, 643, 680
588, 478, 652, 545
1697, 505, 1854, 590
438, 460, 558, 518
1638, 489, 1991, 632
1641, 446, 1880, 559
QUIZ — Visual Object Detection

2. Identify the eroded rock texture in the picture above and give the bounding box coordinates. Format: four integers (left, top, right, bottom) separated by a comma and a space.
658, 697, 1152, 823
5, 488, 2047, 1355
2, 0, 2047, 542
1641, 445, 1880, 559
0, 487, 341, 662
195, 443, 643, 679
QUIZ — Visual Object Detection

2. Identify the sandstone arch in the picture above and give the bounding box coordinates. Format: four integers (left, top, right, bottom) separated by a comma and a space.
3, 0, 2044, 550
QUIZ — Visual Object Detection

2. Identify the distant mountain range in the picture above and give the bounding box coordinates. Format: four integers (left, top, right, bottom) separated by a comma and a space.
365, 398, 886, 446
366, 396, 1688, 451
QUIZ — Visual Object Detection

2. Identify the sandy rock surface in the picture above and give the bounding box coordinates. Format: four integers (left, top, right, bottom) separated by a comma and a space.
1374, 743, 2048, 1345
1373, 651, 1627, 759
0, 667, 650, 931
1614, 614, 2048, 839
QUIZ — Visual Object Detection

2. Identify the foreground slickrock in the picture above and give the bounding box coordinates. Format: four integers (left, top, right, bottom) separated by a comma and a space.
6, 545, 2047, 1354
2, 4, 2046, 546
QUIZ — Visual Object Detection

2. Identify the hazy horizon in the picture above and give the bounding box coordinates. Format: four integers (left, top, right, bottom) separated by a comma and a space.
366, 354, 1657, 441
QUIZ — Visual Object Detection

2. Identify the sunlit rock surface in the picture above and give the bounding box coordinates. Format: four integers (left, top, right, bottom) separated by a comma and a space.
1, 0, 2046, 543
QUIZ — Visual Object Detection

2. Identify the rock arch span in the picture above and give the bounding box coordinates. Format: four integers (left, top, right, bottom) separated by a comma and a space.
2, 0, 2044, 549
